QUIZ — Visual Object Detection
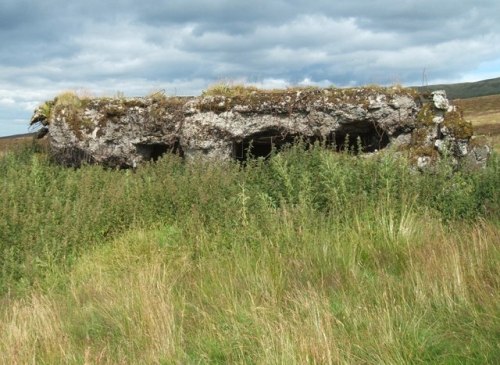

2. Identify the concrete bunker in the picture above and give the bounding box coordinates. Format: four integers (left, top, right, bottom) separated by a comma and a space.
34, 87, 486, 169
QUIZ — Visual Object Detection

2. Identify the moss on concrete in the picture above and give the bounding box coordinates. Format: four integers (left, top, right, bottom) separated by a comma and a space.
443, 110, 473, 139
51, 92, 89, 140
405, 144, 439, 164
410, 127, 431, 145
416, 103, 435, 126
197, 84, 418, 114
148, 95, 186, 122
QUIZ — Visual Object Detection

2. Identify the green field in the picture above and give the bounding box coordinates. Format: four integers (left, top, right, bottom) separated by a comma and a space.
0, 142, 499, 364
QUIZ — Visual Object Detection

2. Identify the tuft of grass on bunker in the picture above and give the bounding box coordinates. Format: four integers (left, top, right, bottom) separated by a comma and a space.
0, 142, 499, 364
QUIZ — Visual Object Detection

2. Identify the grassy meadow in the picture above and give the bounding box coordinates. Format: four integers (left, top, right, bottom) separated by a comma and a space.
455, 94, 500, 152
0, 138, 499, 364
0, 134, 37, 158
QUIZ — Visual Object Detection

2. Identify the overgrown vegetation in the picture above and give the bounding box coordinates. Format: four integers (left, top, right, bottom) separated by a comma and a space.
33, 90, 189, 141
202, 83, 262, 97
198, 82, 418, 113
45, 91, 91, 139
0, 140, 499, 363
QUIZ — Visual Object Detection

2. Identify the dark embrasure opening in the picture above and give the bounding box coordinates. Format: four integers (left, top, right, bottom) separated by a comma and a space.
231, 123, 390, 162
332, 122, 390, 153
232, 129, 314, 161
135, 140, 183, 162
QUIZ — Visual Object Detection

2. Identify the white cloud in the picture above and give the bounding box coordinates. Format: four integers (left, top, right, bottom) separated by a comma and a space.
0, 97, 15, 105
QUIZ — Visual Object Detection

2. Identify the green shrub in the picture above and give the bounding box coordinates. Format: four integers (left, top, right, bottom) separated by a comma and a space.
0, 145, 498, 363
0, 145, 498, 294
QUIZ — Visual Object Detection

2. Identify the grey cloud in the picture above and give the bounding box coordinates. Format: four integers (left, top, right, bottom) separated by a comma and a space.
1, 0, 500, 136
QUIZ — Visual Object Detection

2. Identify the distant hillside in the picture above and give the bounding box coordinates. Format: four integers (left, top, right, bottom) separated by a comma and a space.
0, 132, 36, 140
413, 77, 500, 99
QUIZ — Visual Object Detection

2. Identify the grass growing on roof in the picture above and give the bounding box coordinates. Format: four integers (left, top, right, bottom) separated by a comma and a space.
198, 82, 419, 114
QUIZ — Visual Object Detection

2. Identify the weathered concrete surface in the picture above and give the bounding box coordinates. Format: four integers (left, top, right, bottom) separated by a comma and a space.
30, 87, 490, 169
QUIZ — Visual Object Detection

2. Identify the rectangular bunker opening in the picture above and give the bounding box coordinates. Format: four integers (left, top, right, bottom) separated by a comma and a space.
232, 129, 321, 162
135, 140, 183, 162
332, 122, 390, 153
231, 123, 391, 162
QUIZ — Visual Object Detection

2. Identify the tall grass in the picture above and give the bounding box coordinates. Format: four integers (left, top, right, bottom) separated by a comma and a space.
0, 144, 498, 363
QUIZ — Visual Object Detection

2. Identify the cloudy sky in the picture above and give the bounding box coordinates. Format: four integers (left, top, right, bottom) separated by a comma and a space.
1, 0, 499, 136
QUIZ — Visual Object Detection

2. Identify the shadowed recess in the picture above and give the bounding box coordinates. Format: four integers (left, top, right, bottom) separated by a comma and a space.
333, 122, 390, 152
135, 141, 183, 162
232, 129, 322, 161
